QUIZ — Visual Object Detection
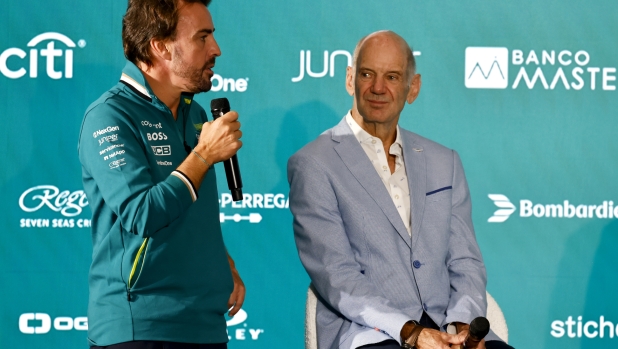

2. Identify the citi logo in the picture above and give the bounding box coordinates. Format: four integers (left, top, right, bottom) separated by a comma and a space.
488, 194, 618, 222
0, 32, 86, 79
19, 313, 87, 334
292, 49, 422, 82
465, 47, 616, 91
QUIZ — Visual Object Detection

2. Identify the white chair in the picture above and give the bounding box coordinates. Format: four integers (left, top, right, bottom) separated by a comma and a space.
305, 284, 508, 349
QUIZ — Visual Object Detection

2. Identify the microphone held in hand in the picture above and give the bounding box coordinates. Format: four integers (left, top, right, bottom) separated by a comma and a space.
463, 317, 490, 349
210, 98, 243, 201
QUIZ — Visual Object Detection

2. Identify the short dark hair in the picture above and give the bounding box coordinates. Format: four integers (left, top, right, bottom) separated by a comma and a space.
122, 0, 212, 67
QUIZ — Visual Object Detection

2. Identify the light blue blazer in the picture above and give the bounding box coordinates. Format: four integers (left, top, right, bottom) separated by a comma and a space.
288, 117, 499, 349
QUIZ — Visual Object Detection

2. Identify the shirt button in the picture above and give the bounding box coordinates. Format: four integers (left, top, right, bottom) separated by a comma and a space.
413, 260, 421, 269
382, 166, 387, 170
395, 195, 399, 199
372, 140, 376, 144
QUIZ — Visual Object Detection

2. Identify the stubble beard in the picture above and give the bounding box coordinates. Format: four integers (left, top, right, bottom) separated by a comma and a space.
171, 48, 214, 93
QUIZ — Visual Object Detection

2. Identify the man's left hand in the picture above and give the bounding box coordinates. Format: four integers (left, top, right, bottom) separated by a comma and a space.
451, 323, 486, 349
227, 254, 246, 316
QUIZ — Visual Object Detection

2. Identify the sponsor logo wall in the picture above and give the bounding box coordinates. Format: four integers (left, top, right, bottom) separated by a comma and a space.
1, 1, 616, 349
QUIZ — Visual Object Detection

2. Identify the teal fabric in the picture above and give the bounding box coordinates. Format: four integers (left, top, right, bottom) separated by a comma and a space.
77, 62, 233, 346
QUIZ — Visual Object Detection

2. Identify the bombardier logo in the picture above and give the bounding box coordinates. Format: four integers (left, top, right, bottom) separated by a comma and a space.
488, 194, 618, 222
487, 194, 516, 222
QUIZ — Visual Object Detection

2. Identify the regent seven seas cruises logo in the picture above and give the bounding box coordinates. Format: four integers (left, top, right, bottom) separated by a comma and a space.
488, 194, 618, 223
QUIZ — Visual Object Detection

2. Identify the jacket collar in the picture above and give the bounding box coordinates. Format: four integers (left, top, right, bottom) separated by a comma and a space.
119, 61, 153, 102
119, 61, 196, 110
331, 116, 427, 248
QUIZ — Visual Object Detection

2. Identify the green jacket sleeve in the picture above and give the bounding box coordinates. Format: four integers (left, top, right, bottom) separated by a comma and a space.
78, 102, 195, 237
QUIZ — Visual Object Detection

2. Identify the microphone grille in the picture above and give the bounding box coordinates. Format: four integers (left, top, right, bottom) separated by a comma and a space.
210, 97, 230, 111
469, 317, 490, 339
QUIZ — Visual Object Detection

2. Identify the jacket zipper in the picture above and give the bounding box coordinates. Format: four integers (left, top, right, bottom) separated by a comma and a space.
127, 237, 149, 301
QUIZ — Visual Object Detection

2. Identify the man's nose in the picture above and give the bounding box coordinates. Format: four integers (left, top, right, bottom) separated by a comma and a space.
209, 36, 222, 58
371, 77, 385, 94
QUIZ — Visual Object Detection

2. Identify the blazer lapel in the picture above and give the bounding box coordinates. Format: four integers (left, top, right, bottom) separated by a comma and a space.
332, 119, 412, 248
402, 132, 426, 248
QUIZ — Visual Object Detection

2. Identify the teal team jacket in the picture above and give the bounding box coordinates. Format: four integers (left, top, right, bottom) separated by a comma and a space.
77, 62, 233, 346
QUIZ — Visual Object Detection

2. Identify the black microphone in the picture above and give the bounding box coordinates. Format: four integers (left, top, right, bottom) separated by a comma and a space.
463, 317, 490, 349
210, 98, 243, 202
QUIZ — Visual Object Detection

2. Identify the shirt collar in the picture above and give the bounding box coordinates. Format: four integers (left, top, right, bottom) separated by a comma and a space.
345, 111, 403, 149
119, 61, 196, 108
119, 61, 153, 102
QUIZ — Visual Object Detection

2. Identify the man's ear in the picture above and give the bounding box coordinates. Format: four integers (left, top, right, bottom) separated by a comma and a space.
406, 74, 422, 104
150, 39, 172, 62
345, 66, 355, 97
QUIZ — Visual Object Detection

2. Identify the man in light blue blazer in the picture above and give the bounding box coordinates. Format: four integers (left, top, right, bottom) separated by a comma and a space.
288, 31, 513, 349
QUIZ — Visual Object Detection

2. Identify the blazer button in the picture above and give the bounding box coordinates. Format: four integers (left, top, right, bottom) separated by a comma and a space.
413, 260, 421, 269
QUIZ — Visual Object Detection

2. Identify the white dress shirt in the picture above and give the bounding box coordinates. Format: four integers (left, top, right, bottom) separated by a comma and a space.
346, 112, 411, 236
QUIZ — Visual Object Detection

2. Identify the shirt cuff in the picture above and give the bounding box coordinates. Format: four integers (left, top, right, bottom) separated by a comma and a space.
169, 170, 198, 202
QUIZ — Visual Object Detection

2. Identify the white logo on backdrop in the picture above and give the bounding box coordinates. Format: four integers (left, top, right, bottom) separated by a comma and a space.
226, 309, 265, 341
19, 185, 88, 217
488, 194, 618, 222
551, 315, 618, 339
0, 32, 86, 79
219, 193, 288, 224
465, 47, 509, 89
292, 49, 422, 83
19, 313, 87, 334
210, 74, 248, 92
466, 47, 616, 90
487, 194, 516, 222
19, 185, 91, 229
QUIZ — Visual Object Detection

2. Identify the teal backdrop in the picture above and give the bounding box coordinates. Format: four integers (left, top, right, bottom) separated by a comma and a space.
1, 1, 617, 348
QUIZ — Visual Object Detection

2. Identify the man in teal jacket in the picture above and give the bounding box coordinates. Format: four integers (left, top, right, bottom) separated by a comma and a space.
77, 1, 244, 348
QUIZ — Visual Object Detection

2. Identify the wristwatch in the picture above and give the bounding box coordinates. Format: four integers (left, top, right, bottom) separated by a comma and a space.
401, 320, 424, 349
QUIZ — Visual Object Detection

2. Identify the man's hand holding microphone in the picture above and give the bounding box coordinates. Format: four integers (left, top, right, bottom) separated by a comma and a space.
177, 103, 242, 192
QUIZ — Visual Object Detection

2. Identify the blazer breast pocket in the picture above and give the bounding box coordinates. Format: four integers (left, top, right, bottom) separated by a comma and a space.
425, 186, 452, 203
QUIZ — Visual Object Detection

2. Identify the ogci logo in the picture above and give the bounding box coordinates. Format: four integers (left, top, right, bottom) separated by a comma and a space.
19, 313, 87, 334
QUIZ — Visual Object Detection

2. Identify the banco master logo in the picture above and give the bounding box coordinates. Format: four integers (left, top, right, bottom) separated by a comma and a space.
0, 32, 86, 79
465, 47, 509, 89
488, 194, 618, 222
465, 47, 616, 91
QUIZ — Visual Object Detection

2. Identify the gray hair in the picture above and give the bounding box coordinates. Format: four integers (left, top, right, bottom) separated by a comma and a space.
351, 30, 416, 82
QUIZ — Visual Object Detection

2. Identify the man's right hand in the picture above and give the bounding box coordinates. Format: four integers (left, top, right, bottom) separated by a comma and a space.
195, 110, 242, 165
416, 328, 466, 349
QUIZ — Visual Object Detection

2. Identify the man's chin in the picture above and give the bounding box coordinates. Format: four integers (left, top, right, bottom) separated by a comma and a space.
186, 81, 212, 94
